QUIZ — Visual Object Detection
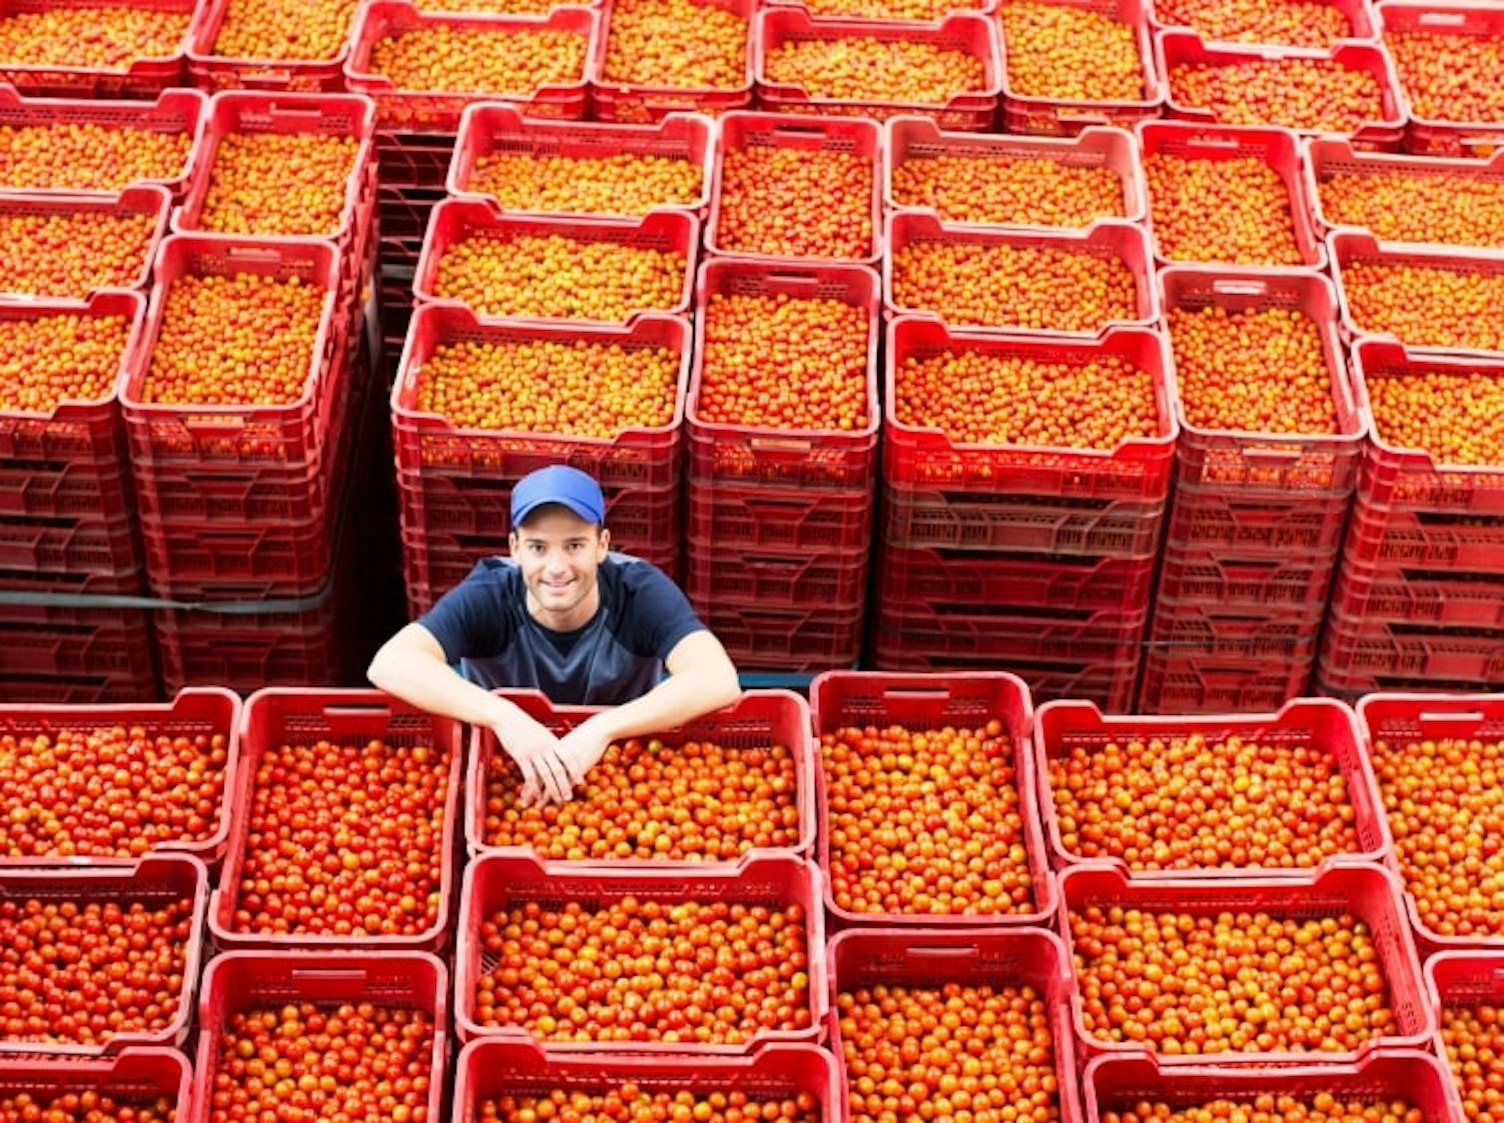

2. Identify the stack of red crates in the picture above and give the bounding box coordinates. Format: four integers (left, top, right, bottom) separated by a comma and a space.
0, 87, 207, 702
684, 113, 882, 672
391, 105, 710, 616
1140, 266, 1364, 713
119, 91, 377, 693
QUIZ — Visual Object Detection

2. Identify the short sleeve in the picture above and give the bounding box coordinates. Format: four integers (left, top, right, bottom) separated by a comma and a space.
416, 559, 518, 664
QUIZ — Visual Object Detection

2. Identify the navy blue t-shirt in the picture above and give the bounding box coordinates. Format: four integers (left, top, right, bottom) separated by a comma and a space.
417, 553, 706, 705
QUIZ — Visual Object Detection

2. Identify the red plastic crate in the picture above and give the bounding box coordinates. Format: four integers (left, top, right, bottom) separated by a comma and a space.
1085, 1050, 1461, 1123
885, 318, 1175, 501
1136, 121, 1325, 268
121, 235, 344, 469
465, 688, 815, 860
0, 0, 193, 98
173, 90, 376, 247
0, 855, 208, 1055
591, 0, 754, 123
187, 0, 357, 92
1359, 693, 1504, 950
1144, 595, 1326, 662
391, 303, 689, 488
1164, 479, 1353, 554
208, 689, 464, 950
397, 468, 679, 541
1333, 559, 1504, 627
880, 594, 1149, 655
688, 259, 880, 488
1158, 33, 1406, 147
884, 115, 1146, 227
707, 111, 882, 266
877, 544, 1157, 613
1137, 649, 1314, 713
0, 602, 154, 681
999, 0, 1164, 136
1319, 608, 1504, 688
1378, 1, 1504, 158
454, 851, 827, 1048
1161, 267, 1365, 494
686, 475, 874, 552
0, 185, 170, 297
1342, 501, 1504, 573
881, 486, 1166, 557
1305, 136, 1504, 247
809, 670, 1056, 925
140, 510, 337, 598
1060, 863, 1432, 1063
1036, 697, 1390, 875
1352, 338, 1504, 514
826, 928, 1079, 1123
454, 1041, 837, 1123
0, 291, 148, 468
699, 599, 865, 672
189, 952, 449, 1123
448, 102, 713, 216
413, 200, 698, 323
885, 212, 1158, 333
0, 667, 160, 705
0, 1049, 192, 1119
755, 10, 1001, 131
1428, 949, 1504, 1095
345, 2, 594, 132
1148, 0, 1379, 44
152, 592, 352, 694
0, 86, 205, 197
0, 510, 137, 577
861, 644, 1140, 711
1331, 229, 1504, 356
686, 548, 868, 609
129, 438, 341, 526
1156, 540, 1340, 606
0, 687, 239, 866
0, 457, 132, 522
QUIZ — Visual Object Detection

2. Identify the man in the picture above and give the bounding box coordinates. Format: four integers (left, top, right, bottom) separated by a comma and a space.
368, 464, 741, 808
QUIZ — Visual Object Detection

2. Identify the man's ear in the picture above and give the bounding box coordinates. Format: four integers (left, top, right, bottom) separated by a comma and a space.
508, 529, 519, 555
598, 527, 611, 555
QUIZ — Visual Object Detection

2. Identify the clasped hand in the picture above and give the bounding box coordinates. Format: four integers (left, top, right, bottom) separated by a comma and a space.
498, 716, 613, 809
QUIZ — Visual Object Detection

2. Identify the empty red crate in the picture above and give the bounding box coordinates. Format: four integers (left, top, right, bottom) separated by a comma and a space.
0, 511, 137, 576
1157, 540, 1340, 605
886, 211, 1158, 333
1333, 560, 1504, 627
877, 544, 1157, 612
413, 200, 698, 323
0, 86, 205, 197
591, 0, 754, 124
0, 458, 132, 522
1060, 862, 1432, 1064
687, 476, 874, 552
1157, 32, 1406, 148
687, 548, 867, 610
0, 1050, 192, 1119
1320, 608, 1504, 688
1331, 229, 1504, 356
1136, 121, 1325, 268
1085, 1050, 1460, 1123
810, 670, 1058, 926
121, 235, 344, 469
1145, 595, 1326, 662
187, 0, 357, 92
141, 510, 337, 598
755, 10, 1001, 131
699, 600, 865, 672
448, 102, 713, 216
189, 952, 449, 1123
1343, 501, 1504, 572
826, 928, 1080, 1123
391, 303, 688, 488
1358, 693, 1504, 950
885, 318, 1175, 501
130, 444, 340, 526
0, 687, 240, 866
1378, 1, 1504, 157
1353, 338, 1504, 513
466, 688, 815, 860
0, 0, 192, 98
862, 644, 1140, 711
1137, 649, 1314, 712
0, 602, 155, 682
1164, 480, 1353, 554
707, 111, 882, 266
884, 116, 1147, 227
0, 667, 160, 705
153, 593, 353, 695
1035, 697, 1391, 875
453, 1042, 836, 1123
1148, 0, 1379, 44
173, 90, 376, 247
689, 259, 880, 488
999, 0, 1164, 137
455, 851, 826, 1049
0, 185, 170, 297
208, 689, 464, 950
0, 855, 208, 1055
882, 486, 1167, 556
1305, 136, 1504, 247
1161, 267, 1365, 494
345, 2, 594, 131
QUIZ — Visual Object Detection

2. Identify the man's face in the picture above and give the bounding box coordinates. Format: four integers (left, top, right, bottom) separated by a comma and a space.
509, 505, 610, 629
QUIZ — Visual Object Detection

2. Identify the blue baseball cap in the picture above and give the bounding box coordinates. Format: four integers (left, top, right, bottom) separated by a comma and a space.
510, 464, 607, 528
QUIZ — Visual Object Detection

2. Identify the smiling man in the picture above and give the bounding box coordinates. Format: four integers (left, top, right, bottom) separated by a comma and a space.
367, 464, 741, 808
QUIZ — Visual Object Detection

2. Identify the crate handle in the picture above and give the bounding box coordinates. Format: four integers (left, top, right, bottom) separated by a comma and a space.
769, 122, 834, 139
1415, 10, 1468, 30
880, 686, 952, 701
902, 944, 982, 960
320, 703, 395, 739
748, 436, 815, 454
1208, 278, 1271, 298
181, 414, 250, 435
1416, 709, 1485, 727
1240, 446, 1303, 464
289, 967, 373, 982
1056, 109, 1111, 125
